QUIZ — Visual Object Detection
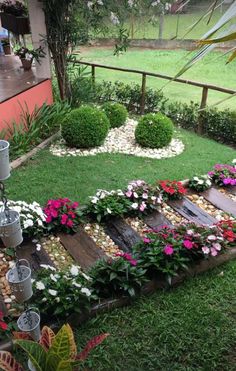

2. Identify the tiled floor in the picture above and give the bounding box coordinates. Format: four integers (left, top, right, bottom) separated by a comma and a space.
0, 55, 45, 102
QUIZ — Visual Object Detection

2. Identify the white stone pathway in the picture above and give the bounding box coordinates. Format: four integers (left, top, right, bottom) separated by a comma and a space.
50, 118, 185, 159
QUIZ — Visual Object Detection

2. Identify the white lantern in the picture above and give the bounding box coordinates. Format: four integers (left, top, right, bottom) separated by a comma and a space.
0, 210, 23, 248
17, 308, 41, 342
6, 260, 32, 303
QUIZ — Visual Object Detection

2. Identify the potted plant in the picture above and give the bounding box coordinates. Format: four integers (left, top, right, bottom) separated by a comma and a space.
1, 38, 11, 55
15, 46, 45, 71
0, 1, 30, 35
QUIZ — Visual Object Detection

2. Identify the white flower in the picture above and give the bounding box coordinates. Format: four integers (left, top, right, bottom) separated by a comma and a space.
198, 180, 204, 185
40, 264, 56, 271
48, 289, 57, 296
131, 202, 138, 210
55, 297, 60, 303
42, 298, 47, 302
72, 281, 81, 288
36, 281, 45, 290
133, 192, 139, 199
37, 220, 43, 226
70, 265, 79, 276
87, 1, 93, 9
81, 287, 91, 297
110, 11, 120, 25
193, 177, 199, 181
232, 159, 236, 164
23, 219, 34, 228
50, 274, 58, 282
36, 244, 41, 251
106, 208, 112, 214
81, 272, 92, 281
91, 197, 99, 204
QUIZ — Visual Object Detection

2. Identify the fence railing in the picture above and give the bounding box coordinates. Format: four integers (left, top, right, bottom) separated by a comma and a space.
75, 60, 236, 134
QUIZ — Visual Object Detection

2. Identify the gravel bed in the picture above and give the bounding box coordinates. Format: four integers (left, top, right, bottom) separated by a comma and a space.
159, 203, 186, 225
0, 250, 15, 312
84, 223, 120, 257
40, 236, 74, 269
50, 118, 184, 160
125, 217, 149, 237
187, 194, 235, 221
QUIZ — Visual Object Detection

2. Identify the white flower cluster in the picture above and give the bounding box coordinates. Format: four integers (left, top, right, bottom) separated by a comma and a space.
192, 175, 212, 187
90, 189, 124, 206
0, 200, 46, 237
232, 159, 236, 168
110, 11, 120, 25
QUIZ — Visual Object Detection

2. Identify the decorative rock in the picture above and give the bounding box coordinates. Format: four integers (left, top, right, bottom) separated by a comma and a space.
50, 118, 185, 160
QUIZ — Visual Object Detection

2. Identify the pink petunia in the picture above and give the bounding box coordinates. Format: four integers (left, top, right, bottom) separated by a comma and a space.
211, 247, 218, 257
61, 214, 68, 225
125, 191, 132, 198
163, 244, 174, 256
183, 240, 194, 249
212, 243, 221, 251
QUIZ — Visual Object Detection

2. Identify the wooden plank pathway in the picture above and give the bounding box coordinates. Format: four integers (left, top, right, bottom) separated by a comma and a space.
104, 216, 141, 252
144, 210, 173, 230
202, 187, 236, 217
59, 226, 106, 270
168, 197, 217, 226
16, 242, 55, 272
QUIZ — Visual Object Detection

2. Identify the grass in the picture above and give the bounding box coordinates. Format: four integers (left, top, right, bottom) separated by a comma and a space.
7, 128, 236, 205
77, 260, 236, 370
79, 48, 236, 109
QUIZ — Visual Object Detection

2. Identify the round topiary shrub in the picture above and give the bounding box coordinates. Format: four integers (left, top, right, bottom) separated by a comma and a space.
61, 105, 110, 148
102, 102, 128, 128
135, 113, 174, 149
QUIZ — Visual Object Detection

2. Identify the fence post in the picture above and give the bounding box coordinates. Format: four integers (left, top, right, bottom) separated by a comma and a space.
197, 86, 208, 135
91, 65, 95, 85
140, 73, 146, 115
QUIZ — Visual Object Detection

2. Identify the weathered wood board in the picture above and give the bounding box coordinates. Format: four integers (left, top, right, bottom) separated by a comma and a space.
104, 217, 141, 252
168, 197, 217, 225
143, 210, 173, 230
16, 242, 54, 272
202, 187, 236, 217
58, 226, 106, 270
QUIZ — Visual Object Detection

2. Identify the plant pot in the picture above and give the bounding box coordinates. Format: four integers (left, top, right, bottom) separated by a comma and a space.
17, 308, 41, 341
0, 13, 30, 35
0, 210, 23, 248
3, 44, 11, 55
0, 140, 10, 181
6, 259, 32, 303
21, 58, 32, 71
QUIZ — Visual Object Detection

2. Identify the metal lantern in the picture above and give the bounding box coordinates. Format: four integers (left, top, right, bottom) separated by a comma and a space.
0, 209, 23, 248
6, 260, 33, 303
17, 308, 41, 342
0, 140, 10, 181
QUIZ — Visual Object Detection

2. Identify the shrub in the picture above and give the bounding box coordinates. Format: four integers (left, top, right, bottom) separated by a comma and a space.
165, 101, 199, 131
61, 105, 110, 148
102, 102, 128, 128
135, 113, 174, 148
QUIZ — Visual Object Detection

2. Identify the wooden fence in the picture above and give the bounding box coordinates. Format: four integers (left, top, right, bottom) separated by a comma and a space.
75, 60, 236, 134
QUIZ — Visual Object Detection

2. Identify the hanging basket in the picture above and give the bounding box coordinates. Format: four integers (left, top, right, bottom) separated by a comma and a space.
17, 308, 41, 342
0, 210, 23, 248
6, 260, 32, 303
0, 141, 10, 181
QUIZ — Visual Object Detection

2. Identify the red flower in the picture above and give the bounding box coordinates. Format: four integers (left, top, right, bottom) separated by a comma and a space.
0, 321, 8, 330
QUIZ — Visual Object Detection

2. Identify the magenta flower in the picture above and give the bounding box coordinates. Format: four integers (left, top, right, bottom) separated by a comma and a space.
163, 244, 174, 255
61, 214, 68, 225
143, 237, 151, 244
125, 191, 132, 198
183, 240, 194, 249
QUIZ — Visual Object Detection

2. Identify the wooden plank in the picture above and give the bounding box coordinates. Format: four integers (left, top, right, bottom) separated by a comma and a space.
143, 210, 173, 230
58, 226, 106, 270
202, 187, 236, 217
168, 197, 217, 226
0, 293, 7, 316
16, 242, 54, 272
104, 217, 141, 252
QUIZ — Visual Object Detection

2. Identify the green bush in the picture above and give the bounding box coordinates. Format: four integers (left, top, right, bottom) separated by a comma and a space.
135, 113, 174, 148
61, 105, 110, 148
102, 102, 128, 128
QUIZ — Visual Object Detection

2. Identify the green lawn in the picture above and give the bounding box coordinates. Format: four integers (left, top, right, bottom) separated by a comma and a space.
79, 48, 236, 109
7, 128, 236, 205
77, 260, 236, 370
101, 8, 228, 40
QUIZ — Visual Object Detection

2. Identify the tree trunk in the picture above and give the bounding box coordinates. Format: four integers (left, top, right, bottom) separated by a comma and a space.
158, 13, 164, 39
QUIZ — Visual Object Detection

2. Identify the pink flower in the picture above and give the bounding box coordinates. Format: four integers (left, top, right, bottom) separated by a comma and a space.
202, 246, 210, 254
72, 202, 79, 209
51, 200, 61, 209
125, 191, 132, 198
186, 230, 194, 236
130, 259, 137, 266
50, 209, 58, 218
142, 193, 148, 199
212, 243, 221, 251
46, 215, 52, 223
61, 214, 68, 225
139, 202, 147, 212
143, 237, 151, 244
163, 244, 174, 255
67, 219, 74, 228
211, 247, 218, 257
183, 240, 194, 249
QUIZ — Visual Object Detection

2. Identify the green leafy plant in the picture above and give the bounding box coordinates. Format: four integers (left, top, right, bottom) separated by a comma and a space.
87, 189, 132, 222
90, 254, 147, 298
61, 105, 110, 148
15, 46, 45, 63
188, 175, 212, 192
32, 264, 95, 319
135, 112, 174, 149
165, 101, 199, 131
0, 324, 109, 370
102, 102, 128, 128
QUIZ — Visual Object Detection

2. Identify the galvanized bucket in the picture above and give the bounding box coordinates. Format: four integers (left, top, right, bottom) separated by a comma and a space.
0, 140, 10, 181
17, 308, 41, 342
6, 260, 32, 303
0, 210, 23, 248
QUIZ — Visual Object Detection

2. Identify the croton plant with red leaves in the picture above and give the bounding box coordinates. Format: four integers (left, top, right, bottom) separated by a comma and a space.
158, 180, 187, 200
44, 198, 82, 233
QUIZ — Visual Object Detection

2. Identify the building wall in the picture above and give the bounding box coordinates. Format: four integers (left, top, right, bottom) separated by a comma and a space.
0, 79, 53, 132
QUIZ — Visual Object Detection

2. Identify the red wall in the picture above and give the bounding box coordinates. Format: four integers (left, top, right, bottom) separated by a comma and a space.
0, 79, 53, 131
